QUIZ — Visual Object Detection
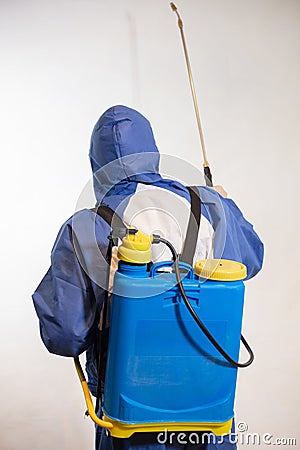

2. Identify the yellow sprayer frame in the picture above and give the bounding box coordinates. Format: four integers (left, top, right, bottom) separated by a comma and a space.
74, 357, 232, 439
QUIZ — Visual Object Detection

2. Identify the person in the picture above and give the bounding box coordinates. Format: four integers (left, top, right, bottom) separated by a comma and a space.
32, 105, 264, 450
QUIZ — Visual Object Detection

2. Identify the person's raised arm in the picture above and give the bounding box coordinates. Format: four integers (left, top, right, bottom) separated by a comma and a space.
199, 186, 264, 279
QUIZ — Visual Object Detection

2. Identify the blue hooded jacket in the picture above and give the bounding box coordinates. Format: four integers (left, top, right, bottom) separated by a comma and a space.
32, 105, 263, 449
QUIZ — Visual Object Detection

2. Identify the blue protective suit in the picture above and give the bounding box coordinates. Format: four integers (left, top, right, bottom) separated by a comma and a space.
32, 105, 264, 450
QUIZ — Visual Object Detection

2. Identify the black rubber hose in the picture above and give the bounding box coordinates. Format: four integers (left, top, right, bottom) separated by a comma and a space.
158, 237, 254, 368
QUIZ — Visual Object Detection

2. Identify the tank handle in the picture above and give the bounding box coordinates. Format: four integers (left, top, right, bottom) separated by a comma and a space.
150, 261, 194, 279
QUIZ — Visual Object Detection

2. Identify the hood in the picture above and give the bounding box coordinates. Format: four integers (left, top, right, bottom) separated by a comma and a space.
89, 105, 162, 203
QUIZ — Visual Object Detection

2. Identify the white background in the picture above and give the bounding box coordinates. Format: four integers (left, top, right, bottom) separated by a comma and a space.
0, 0, 299, 449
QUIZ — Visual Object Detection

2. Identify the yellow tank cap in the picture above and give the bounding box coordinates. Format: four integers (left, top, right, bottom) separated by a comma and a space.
117, 230, 152, 264
194, 259, 247, 281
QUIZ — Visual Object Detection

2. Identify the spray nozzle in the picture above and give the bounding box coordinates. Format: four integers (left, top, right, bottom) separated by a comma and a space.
170, 2, 183, 28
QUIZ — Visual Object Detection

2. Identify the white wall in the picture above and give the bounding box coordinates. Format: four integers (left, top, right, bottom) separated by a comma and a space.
0, 0, 299, 449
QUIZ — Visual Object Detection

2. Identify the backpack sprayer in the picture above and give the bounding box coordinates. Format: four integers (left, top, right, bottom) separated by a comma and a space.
74, 223, 253, 437
74, 2, 254, 439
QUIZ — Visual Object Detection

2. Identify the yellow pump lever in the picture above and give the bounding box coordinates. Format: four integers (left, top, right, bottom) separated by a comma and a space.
74, 357, 113, 429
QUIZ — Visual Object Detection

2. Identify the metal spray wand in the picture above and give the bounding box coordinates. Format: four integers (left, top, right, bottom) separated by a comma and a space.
170, 2, 213, 186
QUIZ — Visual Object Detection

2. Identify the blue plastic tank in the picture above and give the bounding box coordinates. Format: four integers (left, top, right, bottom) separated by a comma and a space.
103, 258, 246, 428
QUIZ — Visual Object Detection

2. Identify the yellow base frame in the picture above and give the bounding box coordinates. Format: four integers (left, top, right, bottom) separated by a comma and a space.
74, 357, 233, 439
103, 415, 233, 438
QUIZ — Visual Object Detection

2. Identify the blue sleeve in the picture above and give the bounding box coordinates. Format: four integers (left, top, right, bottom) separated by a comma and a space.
32, 210, 110, 357
199, 187, 264, 279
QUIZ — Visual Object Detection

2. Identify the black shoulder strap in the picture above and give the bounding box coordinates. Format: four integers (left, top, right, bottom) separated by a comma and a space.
91, 205, 125, 413
180, 186, 202, 266
92, 205, 125, 229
